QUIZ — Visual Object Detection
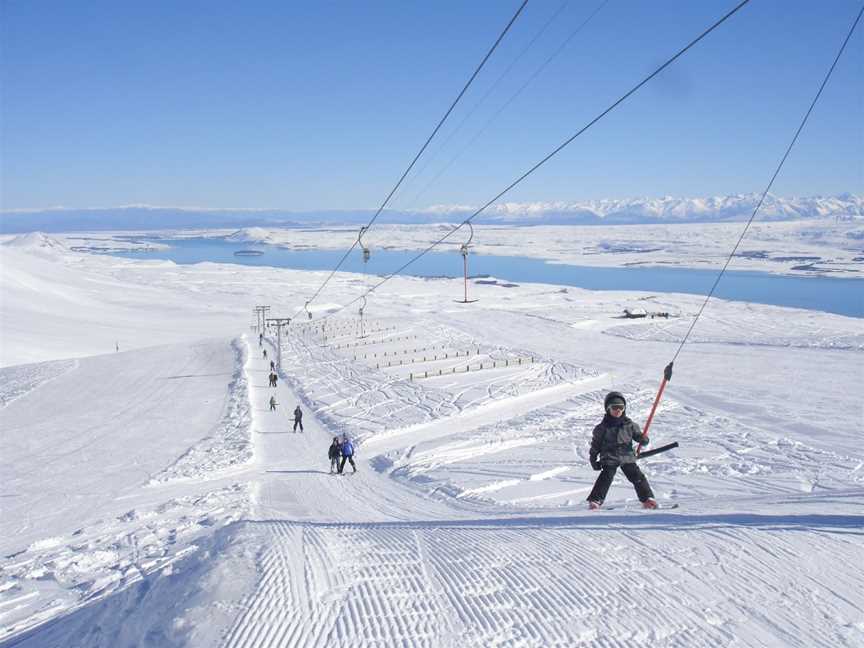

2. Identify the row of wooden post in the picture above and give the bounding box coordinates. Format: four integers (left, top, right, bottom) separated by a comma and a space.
407, 356, 534, 379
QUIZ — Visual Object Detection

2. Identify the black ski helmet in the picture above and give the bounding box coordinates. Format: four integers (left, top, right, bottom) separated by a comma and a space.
604, 391, 627, 411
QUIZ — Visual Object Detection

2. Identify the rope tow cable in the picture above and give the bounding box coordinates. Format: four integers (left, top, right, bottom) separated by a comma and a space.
322, 0, 753, 320
293, 0, 530, 322
637, 2, 864, 456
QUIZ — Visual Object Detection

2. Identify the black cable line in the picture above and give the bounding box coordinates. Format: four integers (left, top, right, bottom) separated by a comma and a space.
389, 0, 572, 211
671, 1, 864, 363
292, 0, 530, 320
404, 0, 611, 211
322, 0, 752, 319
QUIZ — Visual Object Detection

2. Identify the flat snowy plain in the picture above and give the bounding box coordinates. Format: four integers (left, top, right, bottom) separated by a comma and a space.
1, 231, 862, 647
53, 217, 864, 277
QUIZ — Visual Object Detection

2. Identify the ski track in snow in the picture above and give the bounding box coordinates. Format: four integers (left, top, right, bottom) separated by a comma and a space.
605, 308, 864, 351
217, 518, 864, 648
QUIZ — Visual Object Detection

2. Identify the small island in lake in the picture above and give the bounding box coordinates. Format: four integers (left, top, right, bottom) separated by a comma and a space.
234, 249, 265, 257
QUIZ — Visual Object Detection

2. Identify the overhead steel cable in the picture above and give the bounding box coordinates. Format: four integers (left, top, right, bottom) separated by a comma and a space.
390, 0, 573, 209
671, 1, 864, 363
637, 1, 863, 452
293, 0, 530, 321
322, 0, 752, 319
403, 0, 611, 211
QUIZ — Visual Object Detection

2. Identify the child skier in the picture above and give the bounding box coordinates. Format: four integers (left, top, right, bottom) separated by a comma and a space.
328, 437, 342, 473
269, 395, 277, 412
587, 391, 657, 509
338, 435, 357, 474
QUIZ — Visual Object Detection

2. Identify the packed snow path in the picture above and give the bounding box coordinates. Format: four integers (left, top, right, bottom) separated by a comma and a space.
220, 339, 864, 648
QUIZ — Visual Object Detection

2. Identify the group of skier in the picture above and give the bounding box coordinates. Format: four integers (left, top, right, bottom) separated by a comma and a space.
328, 436, 357, 474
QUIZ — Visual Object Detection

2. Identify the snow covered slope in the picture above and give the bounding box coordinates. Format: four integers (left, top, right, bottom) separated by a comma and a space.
1, 238, 862, 647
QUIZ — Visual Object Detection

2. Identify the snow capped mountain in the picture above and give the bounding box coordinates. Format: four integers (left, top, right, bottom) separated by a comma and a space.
1, 194, 861, 232
426, 193, 864, 224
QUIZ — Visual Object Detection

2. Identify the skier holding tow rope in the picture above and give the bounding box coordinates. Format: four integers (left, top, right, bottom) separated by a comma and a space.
587, 391, 657, 510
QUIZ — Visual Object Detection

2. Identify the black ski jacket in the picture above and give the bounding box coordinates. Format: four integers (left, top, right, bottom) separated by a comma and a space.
589, 415, 645, 466
328, 443, 341, 460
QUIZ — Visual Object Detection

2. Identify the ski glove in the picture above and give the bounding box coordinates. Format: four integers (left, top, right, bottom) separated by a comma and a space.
590, 456, 602, 471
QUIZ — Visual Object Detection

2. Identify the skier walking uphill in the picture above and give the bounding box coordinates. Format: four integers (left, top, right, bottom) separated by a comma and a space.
587, 391, 657, 510
269, 395, 277, 412
328, 437, 342, 473
293, 406, 304, 433
339, 436, 357, 474
263, 349, 268, 360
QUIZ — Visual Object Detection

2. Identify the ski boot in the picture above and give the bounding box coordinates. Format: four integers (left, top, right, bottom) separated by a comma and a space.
642, 499, 658, 510
588, 500, 602, 510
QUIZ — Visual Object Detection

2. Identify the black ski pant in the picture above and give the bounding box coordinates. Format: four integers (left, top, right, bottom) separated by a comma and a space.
339, 455, 356, 473
270, 403, 276, 411
588, 462, 653, 504
293, 419, 303, 432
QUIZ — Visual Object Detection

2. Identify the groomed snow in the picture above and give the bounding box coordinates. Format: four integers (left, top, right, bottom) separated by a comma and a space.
1, 232, 862, 647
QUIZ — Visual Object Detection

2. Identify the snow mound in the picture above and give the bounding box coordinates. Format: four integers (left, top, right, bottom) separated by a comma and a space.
3, 232, 68, 252
224, 227, 272, 243
5, 518, 256, 648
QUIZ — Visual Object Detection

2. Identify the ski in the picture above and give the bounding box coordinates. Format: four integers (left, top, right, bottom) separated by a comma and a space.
591, 503, 679, 511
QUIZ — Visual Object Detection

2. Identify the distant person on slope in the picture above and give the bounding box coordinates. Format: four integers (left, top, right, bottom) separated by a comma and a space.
263, 349, 268, 360
338, 435, 357, 474
270, 360, 275, 371
293, 406, 304, 433
269, 395, 277, 412
328, 437, 342, 473
587, 391, 656, 510
259, 333, 263, 346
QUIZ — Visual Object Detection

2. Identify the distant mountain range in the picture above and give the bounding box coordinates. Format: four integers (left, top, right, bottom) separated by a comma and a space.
2, 194, 861, 233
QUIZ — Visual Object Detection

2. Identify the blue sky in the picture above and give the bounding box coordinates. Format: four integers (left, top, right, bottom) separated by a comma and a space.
1, 0, 861, 210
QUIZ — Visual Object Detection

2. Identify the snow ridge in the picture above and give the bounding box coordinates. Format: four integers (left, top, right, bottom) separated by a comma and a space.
0, 359, 79, 409
149, 338, 253, 484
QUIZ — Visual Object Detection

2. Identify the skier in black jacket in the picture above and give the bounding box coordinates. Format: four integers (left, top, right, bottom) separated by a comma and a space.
587, 391, 657, 510
328, 437, 342, 473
